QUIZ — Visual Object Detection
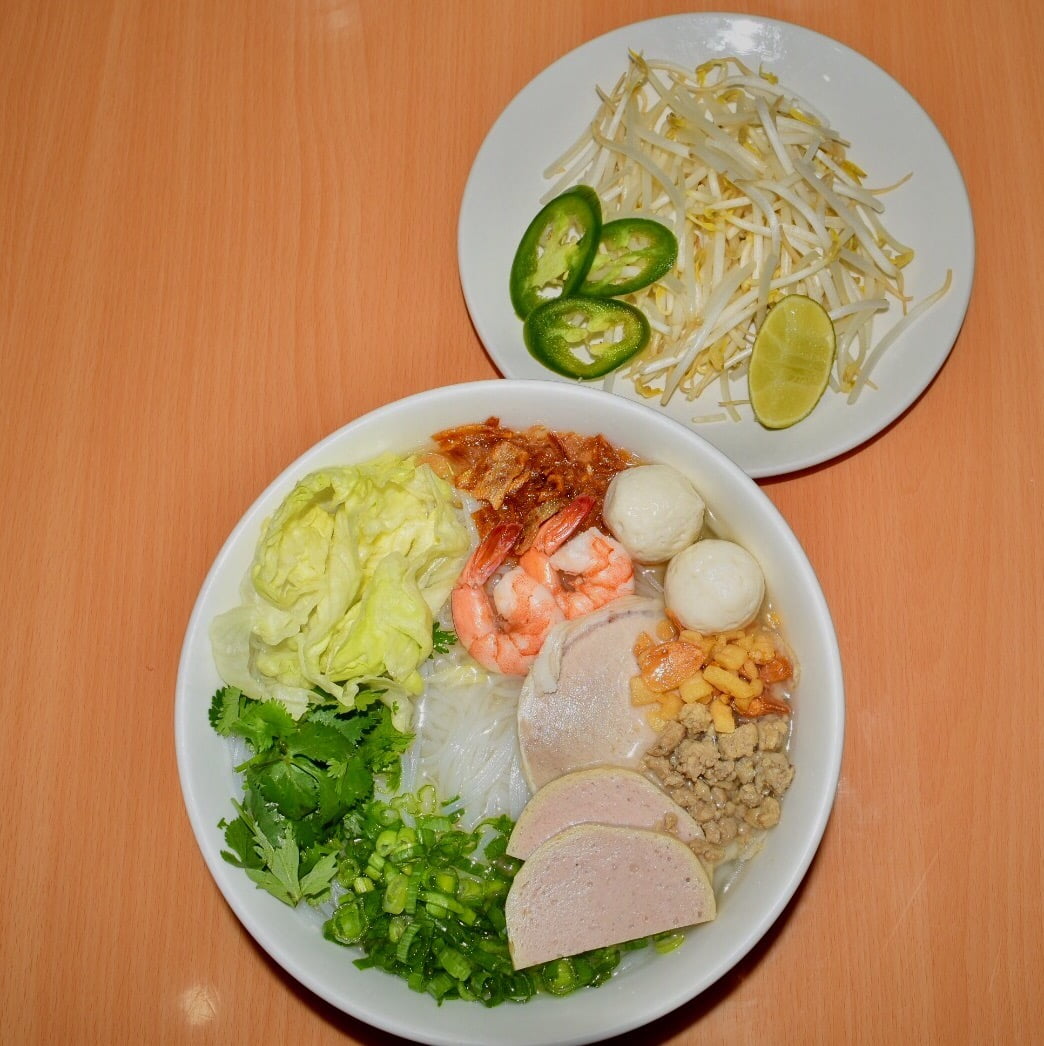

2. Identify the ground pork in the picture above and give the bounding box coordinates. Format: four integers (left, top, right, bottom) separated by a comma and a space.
643, 711, 794, 866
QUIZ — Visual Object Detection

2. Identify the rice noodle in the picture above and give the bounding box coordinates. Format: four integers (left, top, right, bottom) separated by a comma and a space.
539, 53, 950, 417
399, 638, 531, 828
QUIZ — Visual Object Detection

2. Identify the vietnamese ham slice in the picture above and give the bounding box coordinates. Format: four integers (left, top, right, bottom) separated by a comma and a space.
505, 822, 717, 969
517, 596, 664, 791
506, 766, 703, 859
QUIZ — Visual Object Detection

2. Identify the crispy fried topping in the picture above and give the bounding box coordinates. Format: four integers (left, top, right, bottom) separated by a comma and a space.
431, 417, 637, 550
631, 619, 794, 732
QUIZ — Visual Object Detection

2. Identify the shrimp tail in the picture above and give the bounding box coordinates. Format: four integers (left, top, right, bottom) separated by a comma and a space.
530, 495, 596, 555
458, 523, 523, 587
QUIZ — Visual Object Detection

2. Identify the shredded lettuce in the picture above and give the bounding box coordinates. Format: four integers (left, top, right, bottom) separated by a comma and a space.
210, 455, 470, 729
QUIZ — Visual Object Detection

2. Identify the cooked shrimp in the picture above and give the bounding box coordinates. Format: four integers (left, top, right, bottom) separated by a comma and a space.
518, 496, 594, 591
744, 693, 792, 717
451, 523, 564, 676
636, 639, 707, 693
549, 527, 635, 617
533, 495, 596, 549
520, 496, 635, 619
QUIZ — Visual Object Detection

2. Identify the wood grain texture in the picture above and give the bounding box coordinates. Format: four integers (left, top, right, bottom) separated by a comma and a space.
2, 0, 1041, 1042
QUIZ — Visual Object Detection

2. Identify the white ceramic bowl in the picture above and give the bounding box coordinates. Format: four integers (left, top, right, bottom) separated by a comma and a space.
175, 379, 844, 1045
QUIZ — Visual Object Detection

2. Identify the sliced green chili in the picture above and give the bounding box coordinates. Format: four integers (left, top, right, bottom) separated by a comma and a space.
523, 296, 650, 379
581, 217, 678, 297
509, 186, 602, 319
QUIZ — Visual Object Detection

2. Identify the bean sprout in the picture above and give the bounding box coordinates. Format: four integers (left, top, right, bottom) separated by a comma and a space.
541, 53, 950, 417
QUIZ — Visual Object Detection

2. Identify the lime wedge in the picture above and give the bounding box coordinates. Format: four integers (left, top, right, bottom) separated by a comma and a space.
748, 295, 836, 430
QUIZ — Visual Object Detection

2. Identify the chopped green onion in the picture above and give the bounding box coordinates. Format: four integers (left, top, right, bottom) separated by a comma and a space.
383, 873, 409, 915
324, 898, 366, 946
375, 829, 399, 857
653, 932, 686, 954
438, 947, 473, 982
432, 870, 457, 894
541, 958, 581, 996
387, 915, 408, 944
316, 792, 663, 1005
395, 921, 421, 964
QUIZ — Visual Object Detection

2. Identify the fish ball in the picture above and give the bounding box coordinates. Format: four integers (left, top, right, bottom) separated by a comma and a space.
665, 539, 765, 632
603, 464, 706, 564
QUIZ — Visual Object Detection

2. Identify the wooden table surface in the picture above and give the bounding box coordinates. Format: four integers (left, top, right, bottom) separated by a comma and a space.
4, 1, 1041, 1042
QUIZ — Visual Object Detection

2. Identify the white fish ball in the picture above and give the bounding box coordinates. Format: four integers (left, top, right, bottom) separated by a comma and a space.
665, 539, 765, 632
603, 464, 706, 564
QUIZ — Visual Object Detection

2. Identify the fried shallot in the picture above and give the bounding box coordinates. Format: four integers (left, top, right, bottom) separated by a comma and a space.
432, 417, 636, 551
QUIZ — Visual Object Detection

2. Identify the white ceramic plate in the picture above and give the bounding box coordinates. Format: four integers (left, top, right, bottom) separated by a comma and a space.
175, 380, 844, 1044
458, 14, 975, 478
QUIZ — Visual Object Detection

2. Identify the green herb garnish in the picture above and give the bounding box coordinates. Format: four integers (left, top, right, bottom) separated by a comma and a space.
210, 686, 411, 904
210, 684, 665, 1004
431, 623, 457, 654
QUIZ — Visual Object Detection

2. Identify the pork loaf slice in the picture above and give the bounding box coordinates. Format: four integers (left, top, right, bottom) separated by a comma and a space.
517, 595, 664, 791
506, 765, 703, 859
505, 822, 716, 970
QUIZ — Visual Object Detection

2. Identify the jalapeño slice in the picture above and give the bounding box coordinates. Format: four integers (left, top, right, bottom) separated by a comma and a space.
580, 217, 678, 297
523, 296, 650, 379
509, 186, 602, 320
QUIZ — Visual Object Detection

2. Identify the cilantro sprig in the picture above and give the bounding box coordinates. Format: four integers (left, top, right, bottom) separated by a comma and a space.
431, 623, 457, 654
210, 686, 411, 905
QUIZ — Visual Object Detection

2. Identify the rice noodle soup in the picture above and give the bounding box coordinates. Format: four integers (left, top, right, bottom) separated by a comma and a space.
206, 417, 796, 1002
